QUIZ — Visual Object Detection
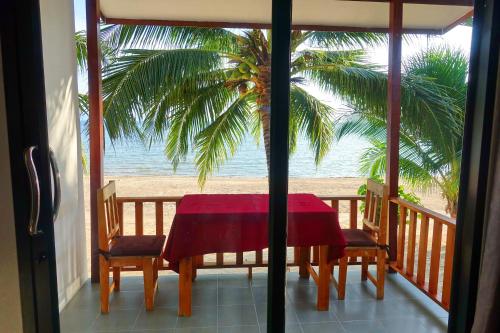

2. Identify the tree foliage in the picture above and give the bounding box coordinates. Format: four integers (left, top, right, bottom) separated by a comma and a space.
76, 26, 459, 190
338, 47, 467, 216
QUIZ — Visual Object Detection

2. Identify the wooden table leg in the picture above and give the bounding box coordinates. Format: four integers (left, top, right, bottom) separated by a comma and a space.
317, 245, 330, 311
299, 246, 311, 279
143, 258, 154, 311
179, 257, 193, 316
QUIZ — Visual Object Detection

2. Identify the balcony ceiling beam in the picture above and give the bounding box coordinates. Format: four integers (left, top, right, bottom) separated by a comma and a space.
102, 15, 472, 35
344, 0, 472, 6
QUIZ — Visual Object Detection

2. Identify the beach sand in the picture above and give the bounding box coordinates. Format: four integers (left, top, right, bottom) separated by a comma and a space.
83, 175, 448, 275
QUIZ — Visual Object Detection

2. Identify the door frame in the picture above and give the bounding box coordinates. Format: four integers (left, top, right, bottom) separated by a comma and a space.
0, 0, 60, 332
267, 0, 293, 332
1, 0, 499, 332
448, 0, 500, 332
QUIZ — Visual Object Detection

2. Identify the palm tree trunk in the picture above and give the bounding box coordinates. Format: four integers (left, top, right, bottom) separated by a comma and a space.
446, 198, 458, 218
256, 65, 272, 173
260, 108, 271, 171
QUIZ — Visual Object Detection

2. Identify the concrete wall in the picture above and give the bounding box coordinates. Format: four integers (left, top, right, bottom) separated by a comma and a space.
0, 38, 24, 333
39, 0, 87, 310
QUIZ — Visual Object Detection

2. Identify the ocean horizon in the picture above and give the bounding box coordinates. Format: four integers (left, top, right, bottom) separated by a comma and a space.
82, 129, 370, 178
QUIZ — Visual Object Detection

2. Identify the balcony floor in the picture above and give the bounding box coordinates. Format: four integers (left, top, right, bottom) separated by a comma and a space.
60, 267, 448, 333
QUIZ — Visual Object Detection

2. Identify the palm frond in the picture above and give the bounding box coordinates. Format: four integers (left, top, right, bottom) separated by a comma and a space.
101, 25, 241, 53
359, 139, 435, 191
102, 48, 224, 141
75, 30, 88, 71
144, 76, 234, 143
194, 93, 254, 186
163, 82, 238, 169
290, 86, 335, 164
303, 31, 386, 49
299, 52, 461, 157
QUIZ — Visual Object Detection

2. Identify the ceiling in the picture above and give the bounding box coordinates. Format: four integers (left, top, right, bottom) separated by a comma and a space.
100, 0, 473, 34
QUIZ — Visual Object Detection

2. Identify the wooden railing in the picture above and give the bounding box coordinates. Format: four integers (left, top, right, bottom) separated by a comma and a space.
116, 195, 364, 271
116, 194, 455, 311
116, 196, 182, 270
389, 197, 456, 310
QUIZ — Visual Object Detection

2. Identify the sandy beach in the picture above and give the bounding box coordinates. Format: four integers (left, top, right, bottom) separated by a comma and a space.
83, 175, 448, 274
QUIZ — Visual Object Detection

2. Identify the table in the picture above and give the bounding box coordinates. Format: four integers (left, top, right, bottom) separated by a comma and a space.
164, 194, 346, 316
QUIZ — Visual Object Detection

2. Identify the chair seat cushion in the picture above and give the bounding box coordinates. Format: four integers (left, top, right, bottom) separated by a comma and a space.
109, 235, 166, 257
342, 229, 377, 247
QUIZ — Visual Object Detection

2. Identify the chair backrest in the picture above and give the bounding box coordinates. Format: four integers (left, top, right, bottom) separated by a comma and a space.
97, 181, 121, 252
362, 179, 389, 245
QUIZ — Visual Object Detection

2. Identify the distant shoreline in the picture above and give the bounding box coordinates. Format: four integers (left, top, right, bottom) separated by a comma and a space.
99, 174, 365, 180
83, 175, 445, 213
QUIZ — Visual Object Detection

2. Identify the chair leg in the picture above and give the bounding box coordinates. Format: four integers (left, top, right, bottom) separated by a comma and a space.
113, 267, 121, 291
376, 249, 386, 299
338, 256, 348, 300
143, 258, 155, 311
361, 256, 368, 281
153, 258, 159, 283
99, 256, 110, 314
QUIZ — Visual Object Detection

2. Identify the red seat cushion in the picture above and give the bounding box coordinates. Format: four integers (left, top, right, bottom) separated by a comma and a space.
109, 235, 166, 257
342, 229, 377, 247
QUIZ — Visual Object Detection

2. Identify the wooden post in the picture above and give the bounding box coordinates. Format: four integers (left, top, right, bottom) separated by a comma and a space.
179, 257, 193, 316
386, 0, 403, 267
316, 245, 330, 310
86, 0, 104, 283
298, 247, 310, 278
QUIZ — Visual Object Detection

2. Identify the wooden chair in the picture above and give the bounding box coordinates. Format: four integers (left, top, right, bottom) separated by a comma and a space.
338, 179, 389, 300
98, 181, 166, 313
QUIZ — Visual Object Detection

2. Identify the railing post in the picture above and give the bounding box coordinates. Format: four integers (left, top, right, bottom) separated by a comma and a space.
349, 200, 357, 229
349, 199, 358, 263
155, 202, 164, 268
397, 206, 407, 269
117, 201, 124, 234
135, 202, 143, 235
429, 220, 443, 296
417, 215, 430, 287
442, 226, 455, 308
406, 210, 417, 277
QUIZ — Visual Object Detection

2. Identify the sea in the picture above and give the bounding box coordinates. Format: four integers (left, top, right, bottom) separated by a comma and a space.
82, 130, 370, 178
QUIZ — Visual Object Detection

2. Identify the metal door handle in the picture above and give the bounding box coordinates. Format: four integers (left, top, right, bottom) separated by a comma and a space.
24, 146, 40, 235
49, 148, 61, 221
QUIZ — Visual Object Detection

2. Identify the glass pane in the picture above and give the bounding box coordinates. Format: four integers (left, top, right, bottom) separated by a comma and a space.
55, 1, 471, 332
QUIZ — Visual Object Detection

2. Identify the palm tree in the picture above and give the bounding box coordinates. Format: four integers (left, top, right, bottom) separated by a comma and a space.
337, 47, 467, 217
96, 25, 455, 186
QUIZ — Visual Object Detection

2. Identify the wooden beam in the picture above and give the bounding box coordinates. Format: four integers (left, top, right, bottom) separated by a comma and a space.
442, 10, 474, 34
386, 0, 403, 266
86, 0, 104, 283
102, 16, 446, 35
345, 0, 473, 5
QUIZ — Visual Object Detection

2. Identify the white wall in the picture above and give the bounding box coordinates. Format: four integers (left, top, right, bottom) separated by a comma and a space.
39, 0, 87, 310
0, 39, 24, 333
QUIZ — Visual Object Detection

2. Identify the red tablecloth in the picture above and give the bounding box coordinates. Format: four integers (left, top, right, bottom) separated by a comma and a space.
164, 194, 346, 272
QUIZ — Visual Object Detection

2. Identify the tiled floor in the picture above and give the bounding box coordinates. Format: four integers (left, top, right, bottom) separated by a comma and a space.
60, 268, 448, 333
